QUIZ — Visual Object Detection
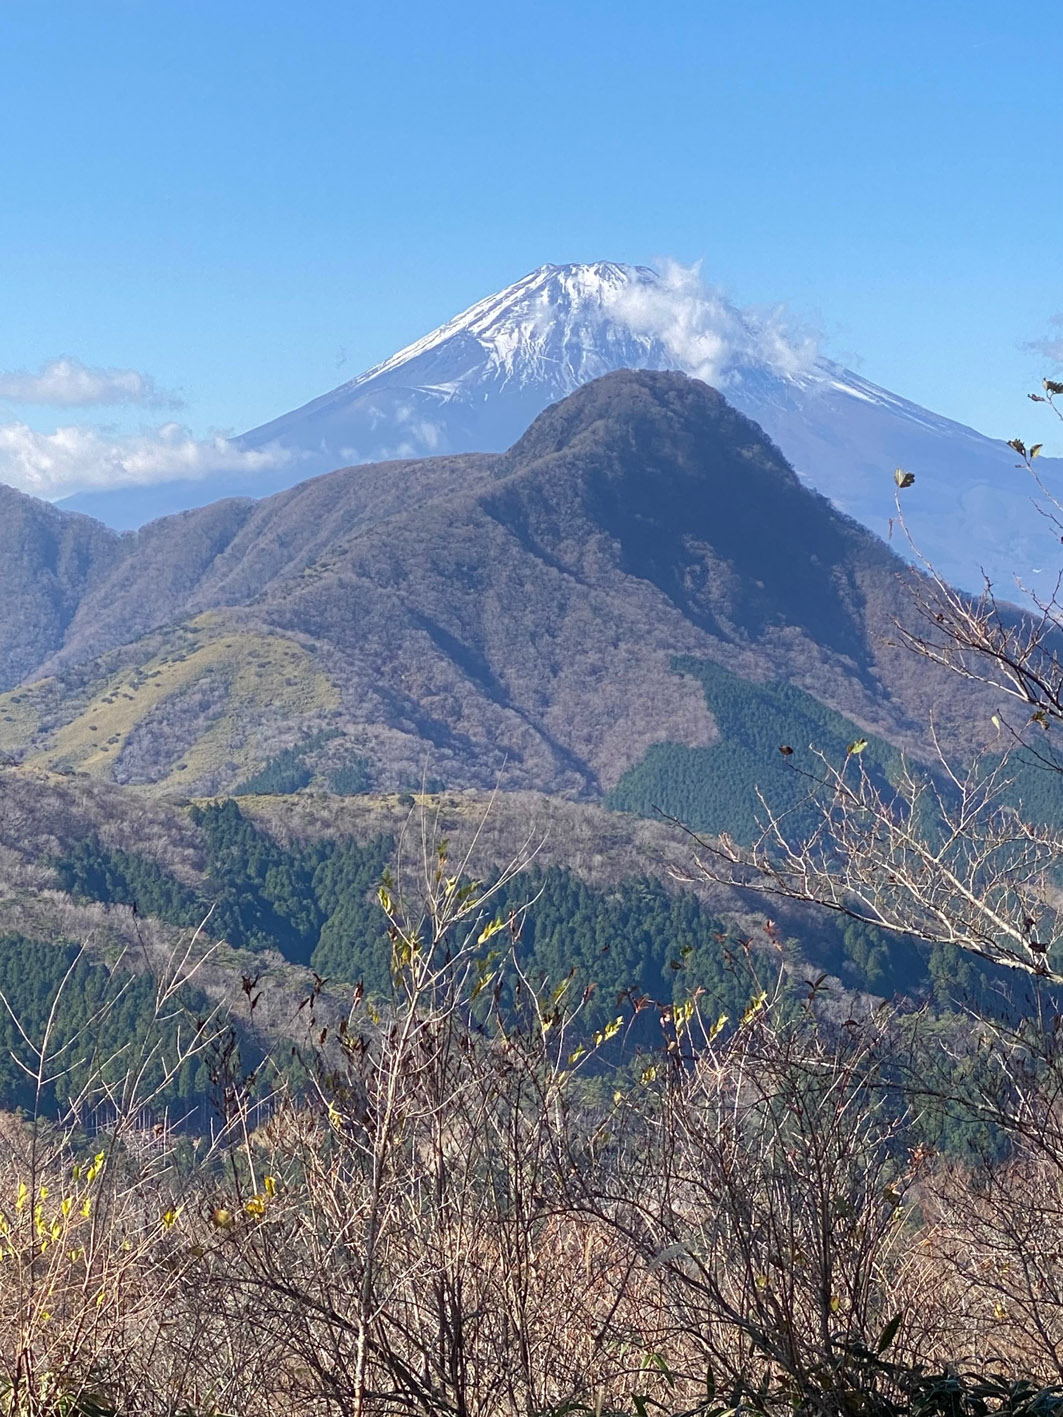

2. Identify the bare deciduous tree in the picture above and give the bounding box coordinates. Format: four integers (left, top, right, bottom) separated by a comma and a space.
686, 380, 1063, 982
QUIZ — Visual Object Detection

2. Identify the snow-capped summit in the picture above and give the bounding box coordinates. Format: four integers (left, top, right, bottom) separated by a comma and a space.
346, 261, 667, 394
60, 260, 1062, 595
236, 261, 683, 467
234, 260, 833, 468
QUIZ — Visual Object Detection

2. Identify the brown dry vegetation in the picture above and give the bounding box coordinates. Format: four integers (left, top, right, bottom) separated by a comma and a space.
2, 852, 1063, 1417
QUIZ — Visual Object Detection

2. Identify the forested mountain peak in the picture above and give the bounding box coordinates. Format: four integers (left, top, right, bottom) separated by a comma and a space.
0, 371, 981, 799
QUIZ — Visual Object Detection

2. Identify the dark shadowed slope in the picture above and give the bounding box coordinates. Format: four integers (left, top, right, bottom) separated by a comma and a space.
0, 485, 123, 692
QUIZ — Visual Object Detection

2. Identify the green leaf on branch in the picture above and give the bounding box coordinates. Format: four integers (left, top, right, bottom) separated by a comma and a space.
877, 1313, 903, 1353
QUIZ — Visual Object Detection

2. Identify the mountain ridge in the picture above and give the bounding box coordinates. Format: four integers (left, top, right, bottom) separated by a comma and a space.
54, 261, 1063, 596
0, 482, 124, 691
0, 371, 988, 800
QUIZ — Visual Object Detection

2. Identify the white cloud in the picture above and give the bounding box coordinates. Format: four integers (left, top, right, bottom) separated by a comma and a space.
607, 260, 820, 385
0, 356, 182, 409
0, 420, 295, 499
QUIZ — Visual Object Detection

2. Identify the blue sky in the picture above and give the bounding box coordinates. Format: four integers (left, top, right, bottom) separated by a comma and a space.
2, 0, 1062, 493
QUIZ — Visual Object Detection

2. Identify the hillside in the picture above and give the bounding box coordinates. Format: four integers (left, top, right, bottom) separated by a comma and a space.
0, 371, 998, 800
0, 484, 123, 692
0, 763, 784, 1068
0, 761, 968, 1042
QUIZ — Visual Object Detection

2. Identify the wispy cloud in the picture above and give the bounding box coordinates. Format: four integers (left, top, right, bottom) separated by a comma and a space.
608, 260, 820, 384
0, 355, 182, 409
1026, 315, 1063, 367
0, 420, 295, 499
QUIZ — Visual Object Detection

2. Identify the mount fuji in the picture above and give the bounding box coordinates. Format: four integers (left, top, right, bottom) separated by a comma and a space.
60, 261, 1061, 594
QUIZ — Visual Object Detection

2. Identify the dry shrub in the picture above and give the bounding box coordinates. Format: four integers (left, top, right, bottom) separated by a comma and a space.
9, 835, 1063, 1416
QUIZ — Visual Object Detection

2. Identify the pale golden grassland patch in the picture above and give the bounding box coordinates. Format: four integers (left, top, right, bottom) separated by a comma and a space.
0, 615, 338, 790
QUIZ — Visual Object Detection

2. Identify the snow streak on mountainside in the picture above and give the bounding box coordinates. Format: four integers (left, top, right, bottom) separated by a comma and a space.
236, 263, 684, 467
59, 261, 1062, 595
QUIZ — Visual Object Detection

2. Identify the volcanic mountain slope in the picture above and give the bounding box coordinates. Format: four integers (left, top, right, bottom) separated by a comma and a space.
59, 262, 1063, 596
0, 372, 992, 798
